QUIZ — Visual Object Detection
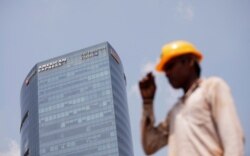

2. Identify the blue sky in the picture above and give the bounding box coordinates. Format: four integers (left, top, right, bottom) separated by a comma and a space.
1, 0, 250, 155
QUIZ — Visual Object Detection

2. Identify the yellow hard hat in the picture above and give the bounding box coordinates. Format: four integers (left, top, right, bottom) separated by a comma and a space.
156, 40, 203, 72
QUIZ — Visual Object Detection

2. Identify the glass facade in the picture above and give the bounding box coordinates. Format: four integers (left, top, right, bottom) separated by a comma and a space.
20, 42, 134, 156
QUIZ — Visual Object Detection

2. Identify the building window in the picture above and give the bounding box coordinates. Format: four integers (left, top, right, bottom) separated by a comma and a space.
24, 148, 29, 156
20, 111, 29, 131
25, 70, 36, 86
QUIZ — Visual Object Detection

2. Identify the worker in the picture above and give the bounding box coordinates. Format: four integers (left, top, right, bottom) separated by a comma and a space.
139, 40, 244, 156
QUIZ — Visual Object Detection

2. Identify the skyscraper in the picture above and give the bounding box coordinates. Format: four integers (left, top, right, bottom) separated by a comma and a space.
20, 42, 134, 156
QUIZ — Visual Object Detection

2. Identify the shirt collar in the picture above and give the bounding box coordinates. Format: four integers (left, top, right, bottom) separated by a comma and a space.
180, 78, 203, 103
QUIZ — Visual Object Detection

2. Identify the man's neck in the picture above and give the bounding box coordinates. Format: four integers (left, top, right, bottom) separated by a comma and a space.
183, 74, 200, 93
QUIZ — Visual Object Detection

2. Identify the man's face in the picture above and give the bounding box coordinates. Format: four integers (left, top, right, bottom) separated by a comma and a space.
163, 56, 192, 89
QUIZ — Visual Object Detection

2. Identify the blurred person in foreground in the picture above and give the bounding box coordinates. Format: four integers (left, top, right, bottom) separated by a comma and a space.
139, 40, 244, 156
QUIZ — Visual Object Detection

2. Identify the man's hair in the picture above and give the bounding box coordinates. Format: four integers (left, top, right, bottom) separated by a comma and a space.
194, 61, 201, 77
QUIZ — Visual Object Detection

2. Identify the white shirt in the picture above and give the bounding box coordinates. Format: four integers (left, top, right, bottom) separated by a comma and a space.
141, 77, 244, 156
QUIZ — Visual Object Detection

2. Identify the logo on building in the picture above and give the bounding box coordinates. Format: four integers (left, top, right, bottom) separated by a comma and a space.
81, 47, 106, 60
38, 58, 67, 73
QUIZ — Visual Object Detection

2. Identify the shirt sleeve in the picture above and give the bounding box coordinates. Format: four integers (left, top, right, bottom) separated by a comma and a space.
208, 77, 244, 156
141, 103, 170, 155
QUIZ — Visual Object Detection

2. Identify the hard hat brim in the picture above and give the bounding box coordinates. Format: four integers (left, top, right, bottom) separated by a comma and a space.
155, 51, 203, 72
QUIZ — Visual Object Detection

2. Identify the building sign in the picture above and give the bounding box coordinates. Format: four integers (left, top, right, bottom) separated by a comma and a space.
81, 47, 106, 60
38, 58, 67, 73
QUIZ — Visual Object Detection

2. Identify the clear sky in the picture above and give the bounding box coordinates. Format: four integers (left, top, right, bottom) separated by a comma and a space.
1, 0, 250, 155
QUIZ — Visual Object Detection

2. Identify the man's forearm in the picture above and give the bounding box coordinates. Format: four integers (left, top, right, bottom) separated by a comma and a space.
141, 102, 169, 155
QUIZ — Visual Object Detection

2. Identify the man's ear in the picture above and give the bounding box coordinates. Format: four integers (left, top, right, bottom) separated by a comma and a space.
189, 59, 195, 67
188, 55, 198, 67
